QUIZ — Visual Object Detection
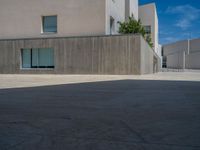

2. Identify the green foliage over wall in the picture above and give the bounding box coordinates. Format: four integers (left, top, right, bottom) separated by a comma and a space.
118, 16, 154, 48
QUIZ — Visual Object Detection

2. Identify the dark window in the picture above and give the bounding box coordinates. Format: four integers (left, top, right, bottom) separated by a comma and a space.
144, 25, 151, 35
21, 48, 54, 68
110, 16, 115, 35
42, 16, 57, 33
162, 56, 167, 68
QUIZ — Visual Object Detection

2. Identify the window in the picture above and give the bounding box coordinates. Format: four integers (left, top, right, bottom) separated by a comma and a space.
42, 16, 57, 33
162, 56, 167, 68
110, 16, 115, 35
21, 48, 54, 69
144, 26, 151, 35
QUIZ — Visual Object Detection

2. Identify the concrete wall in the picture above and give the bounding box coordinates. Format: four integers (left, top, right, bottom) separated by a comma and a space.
163, 38, 200, 69
186, 52, 200, 69
0, 0, 107, 39
190, 38, 200, 53
0, 35, 160, 75
140, 36, 160, 74
167, 52, 185, 69
0, 35, 139, 74
139, 3, 159, 53
163, 40, 188, 56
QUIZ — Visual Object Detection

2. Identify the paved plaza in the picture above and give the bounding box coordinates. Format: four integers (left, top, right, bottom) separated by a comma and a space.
0, 72, 200, 150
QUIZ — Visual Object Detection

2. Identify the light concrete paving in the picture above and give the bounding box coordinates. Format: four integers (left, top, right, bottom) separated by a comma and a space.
0, 72, 200, 150
0, 72, 200, 89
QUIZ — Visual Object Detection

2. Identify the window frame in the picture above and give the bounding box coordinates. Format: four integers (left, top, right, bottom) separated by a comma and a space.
110, 16, 115, 35
144, 25, 151, 35
41, 15, 57, 34
21, 48, 55, 70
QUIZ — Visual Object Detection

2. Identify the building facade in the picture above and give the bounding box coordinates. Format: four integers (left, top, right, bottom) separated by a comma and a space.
0, 0, 139, 39
163, 38, 200, 69
0, 35, 161, 74
139, 3, 159, 54
0, 0, 161, 74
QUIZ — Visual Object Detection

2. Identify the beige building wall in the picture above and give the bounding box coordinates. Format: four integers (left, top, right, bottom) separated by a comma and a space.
0, 0, 140, 39
0, 0, 106, 39
139, 3, 159, 53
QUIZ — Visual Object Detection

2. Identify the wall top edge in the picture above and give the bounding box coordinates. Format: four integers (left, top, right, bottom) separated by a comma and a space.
0, 34, 142, 42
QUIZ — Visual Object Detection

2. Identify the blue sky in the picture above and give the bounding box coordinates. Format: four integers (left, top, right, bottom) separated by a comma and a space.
139, 0, 200, 45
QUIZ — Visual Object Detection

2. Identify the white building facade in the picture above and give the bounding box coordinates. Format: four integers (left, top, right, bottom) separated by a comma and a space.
0, 0, 162, 75
0, 0, 160, 56
139, 3, 159, 53
0, 0, 139, 39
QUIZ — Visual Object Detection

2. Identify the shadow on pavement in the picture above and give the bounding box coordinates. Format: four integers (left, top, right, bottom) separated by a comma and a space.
0, 79, 200, 150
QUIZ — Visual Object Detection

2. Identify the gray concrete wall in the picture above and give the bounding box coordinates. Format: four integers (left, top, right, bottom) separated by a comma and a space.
186, 52, 200, 69
140, 36, 160, 74
163, 40, 188, 56
190, 38, 200, 53
0, 35, 160, 75
0, 35, 134, 74
163, 38, 200, 69
167, 52, 185, 69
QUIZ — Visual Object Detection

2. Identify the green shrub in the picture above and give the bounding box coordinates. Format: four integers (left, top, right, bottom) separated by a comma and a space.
118, 16, 154, 48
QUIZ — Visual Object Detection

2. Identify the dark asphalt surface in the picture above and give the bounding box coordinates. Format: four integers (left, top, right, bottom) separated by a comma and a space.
0, 80, 200, 150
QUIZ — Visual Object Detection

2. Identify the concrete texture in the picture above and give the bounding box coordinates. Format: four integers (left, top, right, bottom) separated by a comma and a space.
185, 52, 200, 69
0, 72, 200, 89
0, 35, 160, 75
140, 36, 161, 74
0, 72, 200, 150
167, 52, 185, 69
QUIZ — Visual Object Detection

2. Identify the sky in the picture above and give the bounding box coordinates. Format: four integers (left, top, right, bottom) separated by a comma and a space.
139, 0, 200, 45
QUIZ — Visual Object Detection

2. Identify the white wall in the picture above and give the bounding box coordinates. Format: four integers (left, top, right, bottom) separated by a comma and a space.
0, 0, 106, 39
139, 3, 159, 52
129, 0, 138, 20
105, 0, 125, 35
0, 0, 141, 38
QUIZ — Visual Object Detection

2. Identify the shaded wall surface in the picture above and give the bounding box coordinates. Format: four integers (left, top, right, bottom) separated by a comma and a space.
0, 35, 160, 75
140, 36, 161, 74
163, 38, 200, 69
